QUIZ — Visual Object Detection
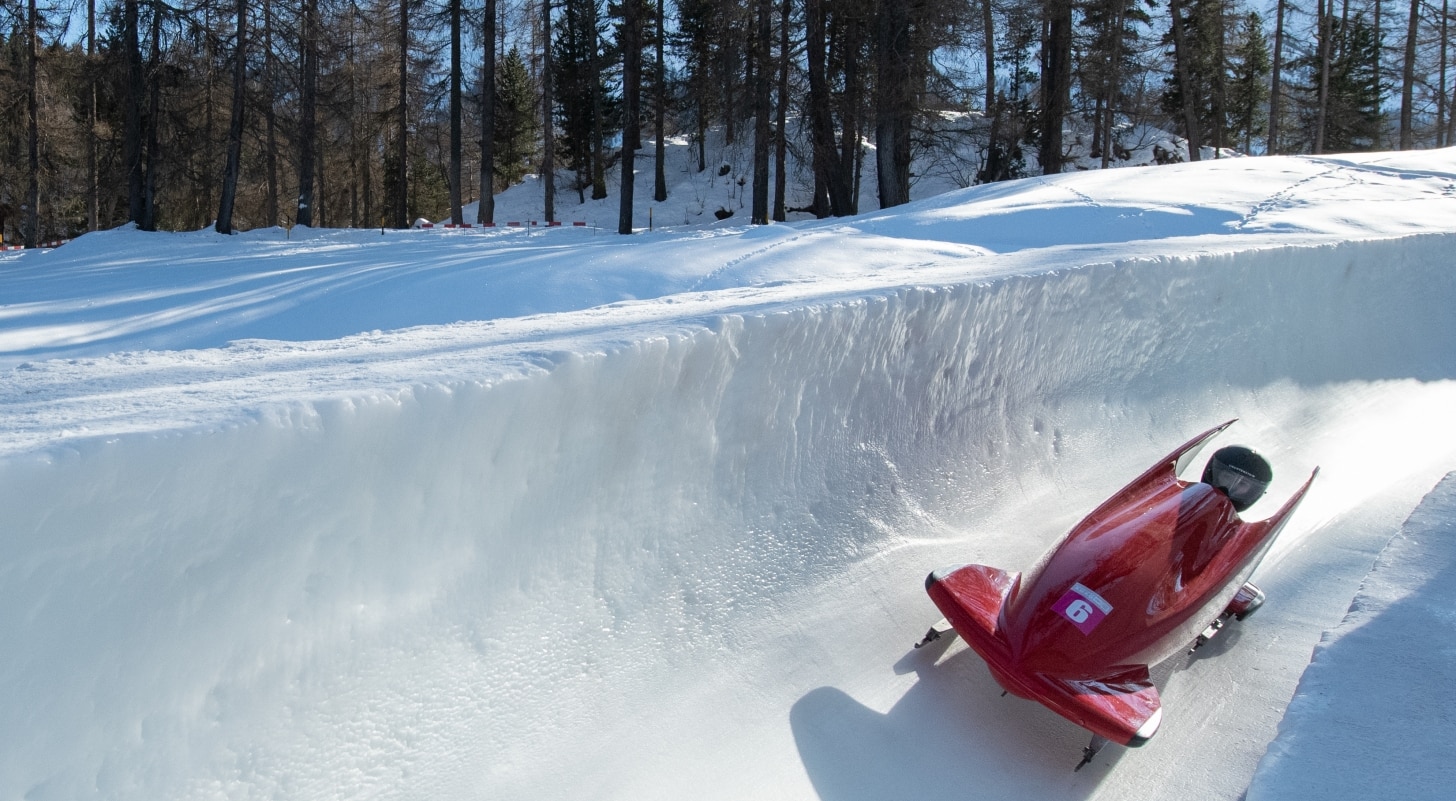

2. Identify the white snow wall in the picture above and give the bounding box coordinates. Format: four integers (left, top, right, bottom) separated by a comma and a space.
3, 234, 1455, 800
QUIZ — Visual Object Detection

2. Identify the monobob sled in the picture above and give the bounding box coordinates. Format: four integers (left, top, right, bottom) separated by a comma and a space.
916, 420, 1318, 769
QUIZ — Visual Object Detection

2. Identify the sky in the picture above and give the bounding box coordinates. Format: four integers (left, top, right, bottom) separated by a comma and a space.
2, 140, 1455, 800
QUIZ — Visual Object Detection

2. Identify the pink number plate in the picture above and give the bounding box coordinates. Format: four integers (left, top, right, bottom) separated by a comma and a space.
1053, 582, 1113, 635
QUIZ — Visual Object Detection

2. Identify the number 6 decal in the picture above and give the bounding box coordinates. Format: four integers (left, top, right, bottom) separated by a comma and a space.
1053, 582, 1113, 635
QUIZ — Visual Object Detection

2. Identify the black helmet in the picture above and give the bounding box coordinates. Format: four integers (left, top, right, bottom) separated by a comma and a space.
1202, 445, 1272, 512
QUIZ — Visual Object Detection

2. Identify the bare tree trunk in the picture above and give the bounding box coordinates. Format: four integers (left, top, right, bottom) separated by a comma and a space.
1168, 0, 1204, 160
619, 0, 642, 234
201, 4, 216, 228
1101, 2, 1128, 169
395, 0, 411, 226
1212, 0, 1227, 156
479, 0, 497, 224
217, 0, 247, 234
772, 0, 789, 221
1268, 0, 1286, 153
88, 0, 99, 231
122, 0, 143, 226
143, 8, 162, 231
875, 0, 913, 208
1400, 0, 1421, 148
591, 17, 608, 201
317, 139, 328, 227
1040, 0, 1073, 172
1440, 0, 1450, 146
26, 0, 40, 247
838, 17, 865, 214
654, 0, 668, 203
449, 0, 464, 224
805, 0, 832, 216
695, 98, 706, 172
805, 0, 853, 216
299, 0, 319, 226
982, 0, 996, 113
1316, 0, 1332, 153
751, 0, 772, 224
345, 9, 362, 227
1374, 0, 1384, 144
543, 0, 556, 223
263, 0, 279, 225
1448, 9, 1456, 146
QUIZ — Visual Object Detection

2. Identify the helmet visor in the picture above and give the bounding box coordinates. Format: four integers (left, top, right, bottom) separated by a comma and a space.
1209, 462, 1270, 510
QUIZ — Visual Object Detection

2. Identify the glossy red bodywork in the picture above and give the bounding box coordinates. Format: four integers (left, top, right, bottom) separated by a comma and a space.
926, 421, 1317, 746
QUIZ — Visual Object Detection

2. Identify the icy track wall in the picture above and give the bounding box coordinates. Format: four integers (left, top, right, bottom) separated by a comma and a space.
3, 234, 1455, 800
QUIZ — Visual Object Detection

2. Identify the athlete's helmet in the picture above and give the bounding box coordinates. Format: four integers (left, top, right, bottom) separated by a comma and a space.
1202, 445, 1272, 512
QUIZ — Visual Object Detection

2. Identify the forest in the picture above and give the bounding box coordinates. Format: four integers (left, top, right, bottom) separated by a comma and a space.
2, 0, 1454, 245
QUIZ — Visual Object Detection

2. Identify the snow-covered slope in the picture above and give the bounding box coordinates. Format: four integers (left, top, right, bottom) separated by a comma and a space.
2, 150, 1456, 800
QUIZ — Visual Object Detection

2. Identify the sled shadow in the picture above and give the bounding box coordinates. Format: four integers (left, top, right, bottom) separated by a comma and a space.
790, 639, 1127, 801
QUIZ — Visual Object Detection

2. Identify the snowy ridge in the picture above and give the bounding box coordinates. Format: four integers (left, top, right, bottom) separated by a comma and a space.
4, 232, 1454, 460
4, 152, 1456, 800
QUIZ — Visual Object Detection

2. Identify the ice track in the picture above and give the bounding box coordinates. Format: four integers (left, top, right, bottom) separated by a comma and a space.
3, 233, 1456, 800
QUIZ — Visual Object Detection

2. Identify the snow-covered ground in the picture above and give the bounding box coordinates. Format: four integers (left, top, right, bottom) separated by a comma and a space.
1247, 472, 1456, 800
2, 146, 1455, 800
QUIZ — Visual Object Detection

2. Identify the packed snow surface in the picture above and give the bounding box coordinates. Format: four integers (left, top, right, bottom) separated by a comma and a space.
3, 149, 1456, 800
1247, 471, 1456, 801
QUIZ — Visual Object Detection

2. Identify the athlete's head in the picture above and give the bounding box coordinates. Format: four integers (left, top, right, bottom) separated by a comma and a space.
1202, 445, 1272, 512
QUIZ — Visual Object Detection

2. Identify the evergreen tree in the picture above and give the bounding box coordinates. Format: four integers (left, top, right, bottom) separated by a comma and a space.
1227, 11, 1271, 153
1287, 11, 1385, 153
494, 47, 540, 188
1077, 0, 1154, 166
1163, 0, 1226, 158
554, 0, 617, 203
673, 0, 726, 172
1320, 14, 1385, 151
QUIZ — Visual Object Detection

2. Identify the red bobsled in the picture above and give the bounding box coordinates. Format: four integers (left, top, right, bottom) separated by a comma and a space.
919, 420, 1317, 765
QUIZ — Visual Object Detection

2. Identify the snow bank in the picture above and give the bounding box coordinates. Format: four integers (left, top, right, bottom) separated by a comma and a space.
1246, 472, 1456, 801
3, 230, 1455, 800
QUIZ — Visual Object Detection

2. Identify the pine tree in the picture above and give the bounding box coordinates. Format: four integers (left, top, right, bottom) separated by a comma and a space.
1078, 0, 1153, 166
1227, 11, 1271, 153
494, 47, 540, 188
1322, 14, 1385, 151
1163, 0, 1226, 159
673, 0, 722, 173
554, 0, 617, 203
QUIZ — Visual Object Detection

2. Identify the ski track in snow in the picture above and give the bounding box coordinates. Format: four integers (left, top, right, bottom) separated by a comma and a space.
2, 150, 1456, 801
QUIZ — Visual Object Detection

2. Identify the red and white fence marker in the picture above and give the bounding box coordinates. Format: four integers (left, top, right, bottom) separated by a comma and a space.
1, 239, 69, 250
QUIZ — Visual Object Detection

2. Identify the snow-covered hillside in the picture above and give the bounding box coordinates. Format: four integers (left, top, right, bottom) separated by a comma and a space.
3, 149, 1455, 800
